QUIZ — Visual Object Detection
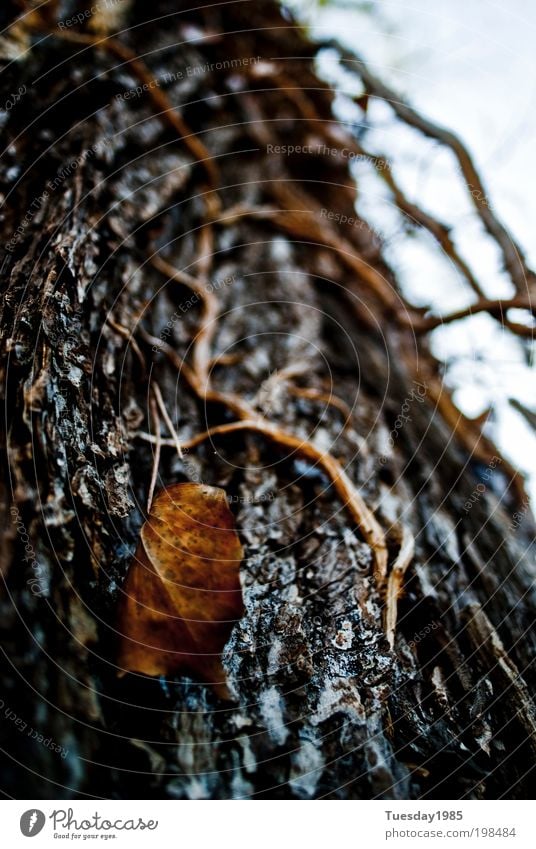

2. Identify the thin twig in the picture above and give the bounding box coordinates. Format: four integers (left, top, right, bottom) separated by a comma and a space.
325, 42, 535, 294
146, 393, 161, 513
106, 316, 146, 370
412, 294, 535, 335
181, 418, 388, 580
287, 386, 354, 431
150, 253, 219, 383
216, 185, 401, 314
142, 325, 388, 577
134, 430, 177, 448
509, 398, 536, 431
351, 142, 486, 299
384, 525, 415, 649
151, 381, 183, 459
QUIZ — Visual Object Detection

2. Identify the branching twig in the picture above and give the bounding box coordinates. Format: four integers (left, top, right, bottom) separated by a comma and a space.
147, 392, 161, 513
412, 294, 535, 335
106, 316, 146, 370
287, 386, 354, 431
351, 142, 486, 299
384, 524, 415, 649
151, 381, 183, 459
181, 418, 388, 581
140, 329, 389, 578
149, 254, 218, 383
324, 41, 535, 295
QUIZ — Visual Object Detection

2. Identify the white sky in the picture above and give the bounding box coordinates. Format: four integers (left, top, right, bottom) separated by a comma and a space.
289, 0, 536, 501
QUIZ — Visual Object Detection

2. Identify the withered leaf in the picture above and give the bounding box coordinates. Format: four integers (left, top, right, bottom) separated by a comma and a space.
117, 483, 244, 695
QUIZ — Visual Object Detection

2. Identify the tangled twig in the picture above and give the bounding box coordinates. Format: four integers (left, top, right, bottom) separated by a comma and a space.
143, 261, 389, 581
181, 419, 388, 581
324, 41, 535, 296
24, 7, 532, 614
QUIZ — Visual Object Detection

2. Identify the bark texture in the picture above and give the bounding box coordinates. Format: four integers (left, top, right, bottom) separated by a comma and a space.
0, 0, 535, 799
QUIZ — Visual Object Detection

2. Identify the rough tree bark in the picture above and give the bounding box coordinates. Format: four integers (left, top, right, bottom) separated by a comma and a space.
0, 0, 535, 799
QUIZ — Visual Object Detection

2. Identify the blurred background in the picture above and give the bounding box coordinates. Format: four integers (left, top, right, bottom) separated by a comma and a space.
289, 0, 536, 501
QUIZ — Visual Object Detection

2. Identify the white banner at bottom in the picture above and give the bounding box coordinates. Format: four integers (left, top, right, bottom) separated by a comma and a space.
3, 799, 534, 849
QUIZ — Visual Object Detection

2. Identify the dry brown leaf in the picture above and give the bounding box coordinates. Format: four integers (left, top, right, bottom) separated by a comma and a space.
117, 483, 244, 696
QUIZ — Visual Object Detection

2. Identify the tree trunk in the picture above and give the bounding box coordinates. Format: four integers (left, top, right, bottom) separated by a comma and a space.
1, 0, 535, 800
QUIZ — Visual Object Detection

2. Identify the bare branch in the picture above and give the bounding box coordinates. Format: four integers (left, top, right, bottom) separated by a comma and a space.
323, 41, 535, 295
